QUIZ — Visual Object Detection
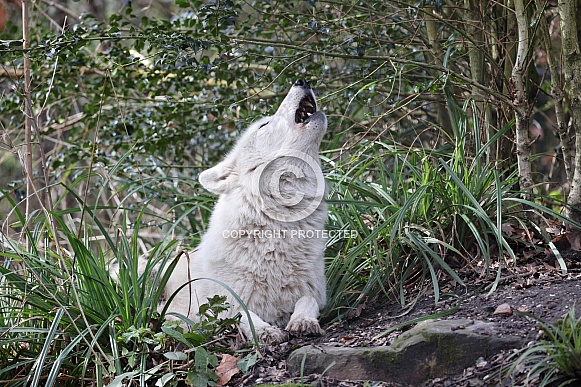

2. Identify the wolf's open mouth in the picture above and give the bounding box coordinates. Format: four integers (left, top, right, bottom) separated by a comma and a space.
295, 95, 317, 124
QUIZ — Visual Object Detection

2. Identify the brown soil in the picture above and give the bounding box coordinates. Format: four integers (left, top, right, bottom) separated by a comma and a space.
236, 249, 581, 386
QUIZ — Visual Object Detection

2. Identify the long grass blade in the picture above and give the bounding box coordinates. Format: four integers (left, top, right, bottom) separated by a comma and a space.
30, 307, 64, 387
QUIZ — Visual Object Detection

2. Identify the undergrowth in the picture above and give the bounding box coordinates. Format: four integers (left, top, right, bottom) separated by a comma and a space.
323, 97, 573, 321
0, 165, 254, 385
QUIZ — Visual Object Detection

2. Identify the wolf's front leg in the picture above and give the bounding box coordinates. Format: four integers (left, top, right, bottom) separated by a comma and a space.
285, 295, 325, 337
241, 311, 289, 344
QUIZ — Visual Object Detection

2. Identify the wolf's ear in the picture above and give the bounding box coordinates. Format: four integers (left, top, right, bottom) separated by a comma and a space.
199, 159, 238, 194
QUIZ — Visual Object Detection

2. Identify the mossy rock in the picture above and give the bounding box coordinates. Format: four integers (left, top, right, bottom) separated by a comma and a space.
288, 319, 525, 385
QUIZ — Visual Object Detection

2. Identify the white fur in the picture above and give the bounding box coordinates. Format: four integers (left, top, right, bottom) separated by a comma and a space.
159, 81, 328, 343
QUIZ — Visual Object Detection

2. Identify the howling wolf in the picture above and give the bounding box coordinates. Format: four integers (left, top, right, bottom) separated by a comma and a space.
132, 79, 328, 344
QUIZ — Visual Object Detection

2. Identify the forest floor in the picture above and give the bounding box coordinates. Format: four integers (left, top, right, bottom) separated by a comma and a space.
236, 241, 581, 386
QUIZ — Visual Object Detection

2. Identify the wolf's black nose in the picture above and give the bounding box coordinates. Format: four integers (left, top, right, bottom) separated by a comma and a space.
295, 79, 310, 89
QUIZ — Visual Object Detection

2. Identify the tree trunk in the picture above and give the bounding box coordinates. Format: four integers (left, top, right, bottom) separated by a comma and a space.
498, 0, 518, 175
463, 0, 485, 156
559, 0, 581, 226
536, 0, 571, 185
423, 6, 453, 143
511, 0, 534, 201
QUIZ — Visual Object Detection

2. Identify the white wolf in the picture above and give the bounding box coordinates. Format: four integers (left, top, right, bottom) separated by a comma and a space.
156, 79, 327, 344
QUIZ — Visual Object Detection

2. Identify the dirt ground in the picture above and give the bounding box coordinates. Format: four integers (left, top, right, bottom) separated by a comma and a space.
237, 248, 581, 386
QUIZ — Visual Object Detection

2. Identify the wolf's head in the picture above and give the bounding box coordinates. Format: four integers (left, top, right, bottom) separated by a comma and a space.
199, 79, 327, 222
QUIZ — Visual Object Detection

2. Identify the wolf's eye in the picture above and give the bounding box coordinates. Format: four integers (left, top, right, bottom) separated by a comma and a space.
258, 121, 270, 129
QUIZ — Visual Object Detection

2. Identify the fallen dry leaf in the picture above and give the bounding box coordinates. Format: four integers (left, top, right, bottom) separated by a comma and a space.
493, 303, 512, 316
216, 354, 240, 386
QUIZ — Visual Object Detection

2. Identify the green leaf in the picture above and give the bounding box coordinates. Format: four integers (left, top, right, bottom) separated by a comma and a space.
105, 371, 139, 387
155, 373, 176, 387
161, 325, 190, 346
237, 353, 258, 374
183, 331, 208, 346
164, 352, 188, 361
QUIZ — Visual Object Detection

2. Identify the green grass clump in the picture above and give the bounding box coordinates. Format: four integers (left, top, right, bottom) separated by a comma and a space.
0, 165, 244, 386
323, 97, 523, 320
499, 306, 581, 386
322, 94, 579, 321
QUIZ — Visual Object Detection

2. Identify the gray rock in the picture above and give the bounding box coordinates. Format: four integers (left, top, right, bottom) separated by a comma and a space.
287, 319, 525, 384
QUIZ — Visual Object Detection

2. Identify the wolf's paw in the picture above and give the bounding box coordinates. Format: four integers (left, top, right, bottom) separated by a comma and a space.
256, 326, 289, 345
285, 317, 325, 337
